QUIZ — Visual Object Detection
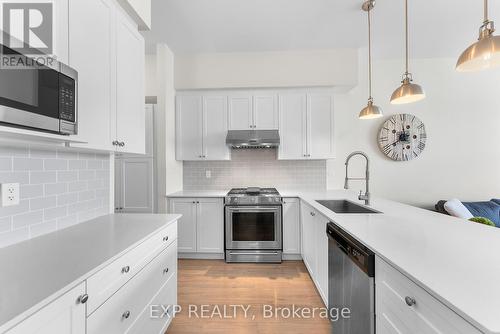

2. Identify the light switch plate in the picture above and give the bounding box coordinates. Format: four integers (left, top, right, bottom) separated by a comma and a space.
1, 183, 20, 207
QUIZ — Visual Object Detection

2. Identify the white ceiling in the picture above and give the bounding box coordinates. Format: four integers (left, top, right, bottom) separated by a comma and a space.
143, 0, 500, 58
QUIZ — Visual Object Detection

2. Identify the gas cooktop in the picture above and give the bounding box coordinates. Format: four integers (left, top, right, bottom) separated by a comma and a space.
225, 187, 282, 205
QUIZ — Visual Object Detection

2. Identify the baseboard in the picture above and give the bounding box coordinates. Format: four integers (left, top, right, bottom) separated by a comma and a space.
178, 253, 224, 260
282, 254, 302, 260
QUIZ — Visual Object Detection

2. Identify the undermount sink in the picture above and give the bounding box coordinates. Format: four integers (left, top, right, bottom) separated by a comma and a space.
316, 200, 381, 214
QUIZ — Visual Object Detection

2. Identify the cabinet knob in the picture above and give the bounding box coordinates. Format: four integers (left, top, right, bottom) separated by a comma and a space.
192, 201, 196, 204
163, 268, 169, 275
310, 212, 316, 216
122, 310, 131, 319
120, 142, 125, 147
121, 266, 130, 274
78, 294, 89, 304
163, 236, 169, 242
405, 296, 416, 307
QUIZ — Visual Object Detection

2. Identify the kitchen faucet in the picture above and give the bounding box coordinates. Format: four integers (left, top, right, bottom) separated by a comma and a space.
344, 151, 371, 205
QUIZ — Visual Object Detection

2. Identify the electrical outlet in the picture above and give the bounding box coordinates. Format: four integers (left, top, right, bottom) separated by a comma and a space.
205, 170, 212, 179
1, 183, 20, 207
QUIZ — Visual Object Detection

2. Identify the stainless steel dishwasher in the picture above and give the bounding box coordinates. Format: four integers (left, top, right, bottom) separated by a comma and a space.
327, 222, 375, 334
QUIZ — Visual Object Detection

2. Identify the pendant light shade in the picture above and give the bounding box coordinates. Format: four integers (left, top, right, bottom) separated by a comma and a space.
359, 0, 383, 120
390, 0, 425, 105
456, 0, 500, 72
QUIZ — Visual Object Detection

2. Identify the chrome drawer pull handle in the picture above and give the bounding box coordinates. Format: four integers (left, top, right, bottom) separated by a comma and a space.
405, 296, 416, 307
163, 236, 169, 242
78, 294, 89, 304
163, 268, 169, 275
121, 266, 130, 274
122, 310, 131, 319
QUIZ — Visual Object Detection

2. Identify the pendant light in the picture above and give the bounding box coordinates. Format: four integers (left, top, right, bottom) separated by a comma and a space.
456, 0, 500, 72
390, 0, 425, 104
359, 0, 383, 120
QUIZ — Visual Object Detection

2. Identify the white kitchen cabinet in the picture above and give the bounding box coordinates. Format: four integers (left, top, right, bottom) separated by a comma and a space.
203, 96, 231, 160
301, 201, 317, 278
253, 94, 279, 129
283, 198, 301, 255
168, 198, 224, 255
376, 257, 482, 334
279, 91, 334, 160
115, 9, 145, 154
5, 282, 86, 334
176, 95, 230, 161
228, 95, 253, 130
68, 0, 115, 151
278, 93, 307, 160
196, 199, 224, 253
115, 158, 154, 213
307, 93, 335, 159
169, 198, 197, 252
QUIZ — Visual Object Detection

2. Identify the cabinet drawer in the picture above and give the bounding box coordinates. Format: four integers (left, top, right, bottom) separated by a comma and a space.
127, 273, 177, 334
376, 257, 481, 334
87, 241, 177, 334
87, 222, 177, 314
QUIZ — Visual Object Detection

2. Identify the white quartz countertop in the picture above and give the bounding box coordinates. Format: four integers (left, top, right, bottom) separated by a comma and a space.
0, 213, 180, 331
167, 189, 500, 333
167, 190, 229, 197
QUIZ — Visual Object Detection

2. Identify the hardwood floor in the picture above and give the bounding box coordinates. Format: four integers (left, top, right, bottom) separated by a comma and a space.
167, 259, 331, 334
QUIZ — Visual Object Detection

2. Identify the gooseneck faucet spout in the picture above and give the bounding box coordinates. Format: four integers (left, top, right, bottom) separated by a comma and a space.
344, 151, 371, 205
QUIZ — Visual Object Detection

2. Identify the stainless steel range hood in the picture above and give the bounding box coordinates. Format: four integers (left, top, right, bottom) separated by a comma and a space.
226, 130, 280, 149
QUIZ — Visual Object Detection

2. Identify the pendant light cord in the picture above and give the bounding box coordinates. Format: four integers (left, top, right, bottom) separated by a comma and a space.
367, 6, 373, 100
484, 0, 489, 24
405, 0, 409, 74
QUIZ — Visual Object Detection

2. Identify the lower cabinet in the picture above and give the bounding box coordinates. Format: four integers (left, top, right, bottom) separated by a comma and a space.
5, 283, 86, 334
376, 257, 482, 334
168, 198, 224, 255
300, 200, 328, 306
87, 241, 177, 334
282, 198, 301, 255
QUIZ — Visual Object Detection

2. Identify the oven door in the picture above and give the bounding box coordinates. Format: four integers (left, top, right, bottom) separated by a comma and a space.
225, 206, 282, 250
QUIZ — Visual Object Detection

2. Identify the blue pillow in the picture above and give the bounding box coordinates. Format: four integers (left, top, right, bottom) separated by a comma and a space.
462, 201, 500, 227
491, 199, 500, 205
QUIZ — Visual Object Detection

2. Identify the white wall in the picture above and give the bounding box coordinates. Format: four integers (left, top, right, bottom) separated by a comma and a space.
174, 49, 358, 90
330, 51, 500, 208
145, 54, 157, 97
155, 44, 183, 213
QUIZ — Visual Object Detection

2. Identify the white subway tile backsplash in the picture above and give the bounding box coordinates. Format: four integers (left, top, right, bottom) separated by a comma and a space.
0, 145, 111, 248
44, 159, 68, 171
183, 149, 327, 191
13, 158, 43, 171
30, 171, 56, 184
12, 210, 43, 229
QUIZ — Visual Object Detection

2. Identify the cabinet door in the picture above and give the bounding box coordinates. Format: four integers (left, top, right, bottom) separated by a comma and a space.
69, 0, 114, 151
169, 199, 197, 252
6, 282, 85, 334
176, 96, 203, 161
203, 96, 230, 160
300, 201, 317, 277
315, 214, 329, 306
228, 95, 253, 130
307, 93, 335, 159
283, 198, 300, 255
278, 94, 308, 160
116, 11, 145, 154
117, 158, 154, 213
253, 94, 278, 129
196, 198, 224, 253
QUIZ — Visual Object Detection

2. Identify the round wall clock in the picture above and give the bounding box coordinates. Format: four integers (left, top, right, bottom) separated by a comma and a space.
378, 114, 427, 161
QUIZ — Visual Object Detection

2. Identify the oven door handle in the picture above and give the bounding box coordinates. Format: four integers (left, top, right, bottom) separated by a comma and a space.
228, 252, 280, 256
225, 206, 281, 212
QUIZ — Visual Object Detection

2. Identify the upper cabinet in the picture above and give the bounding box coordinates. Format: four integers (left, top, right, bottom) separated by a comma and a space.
175, 88, 334, 161
69, 0, 115, 152
279, 91, 334, 160
228, 92, 278, 130
176, 94, 230, 161
68, 0, 146, 154
115, 9, 146, 154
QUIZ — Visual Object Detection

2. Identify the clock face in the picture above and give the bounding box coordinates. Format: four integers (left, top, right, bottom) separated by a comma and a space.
378, 114, 427, 161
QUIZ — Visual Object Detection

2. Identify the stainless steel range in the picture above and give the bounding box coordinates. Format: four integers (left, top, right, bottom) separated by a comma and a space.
225, 187, 282, 263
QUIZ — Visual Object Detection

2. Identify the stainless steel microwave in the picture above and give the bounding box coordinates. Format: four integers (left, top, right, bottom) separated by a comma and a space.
0, 45, 77, 135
